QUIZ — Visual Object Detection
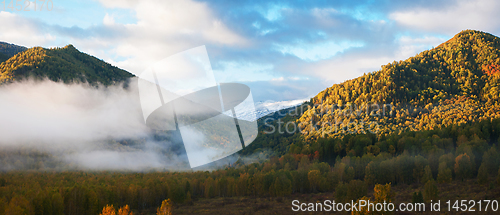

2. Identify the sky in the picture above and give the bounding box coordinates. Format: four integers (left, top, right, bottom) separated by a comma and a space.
1, 0, 500, 102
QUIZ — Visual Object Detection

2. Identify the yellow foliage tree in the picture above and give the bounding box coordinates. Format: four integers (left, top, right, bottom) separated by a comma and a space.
118, 205, 133, 215
100, 205, 116, 215
157, 199, 172, 215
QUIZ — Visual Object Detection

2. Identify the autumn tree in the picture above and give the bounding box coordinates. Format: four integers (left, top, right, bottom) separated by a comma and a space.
100, 205, 116, 215
118, 205, 133, 215
455, 153, 473, 181
157, 199, 172, 215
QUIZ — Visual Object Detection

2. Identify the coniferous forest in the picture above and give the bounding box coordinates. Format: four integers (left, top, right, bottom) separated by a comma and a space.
1, 30, 500, 214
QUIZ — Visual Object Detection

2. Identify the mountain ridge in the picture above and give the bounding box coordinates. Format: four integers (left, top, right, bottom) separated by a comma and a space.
0, 44, 134, 86
241, 30, 500, 156
0, 41, 27, 57
296, 30, 500, 140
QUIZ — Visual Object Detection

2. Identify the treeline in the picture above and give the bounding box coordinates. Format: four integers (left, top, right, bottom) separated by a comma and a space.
2, 118, 500, 214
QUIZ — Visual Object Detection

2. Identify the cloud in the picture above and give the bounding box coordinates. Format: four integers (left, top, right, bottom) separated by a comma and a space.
0, 12, 56, 47
90, 0, 248, 74
0, 79, 147, 147
0, 79, 192, 171
390, 0, 500, 35
103, 13, 115, 26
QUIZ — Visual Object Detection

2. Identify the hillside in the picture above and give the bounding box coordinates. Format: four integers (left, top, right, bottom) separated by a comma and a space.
295, 30, 500, 140
0, 52, 9, 64
241, 30, 500, 157
0, 42, 27, 64
0, 44, 134, 86
0, 42, 27, 57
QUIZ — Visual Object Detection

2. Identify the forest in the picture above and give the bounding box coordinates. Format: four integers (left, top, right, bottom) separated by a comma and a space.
1, 117, 500, 214
1, 30, 500, 214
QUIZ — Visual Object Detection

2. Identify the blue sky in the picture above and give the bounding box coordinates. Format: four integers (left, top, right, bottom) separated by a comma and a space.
1, 0, 500, 102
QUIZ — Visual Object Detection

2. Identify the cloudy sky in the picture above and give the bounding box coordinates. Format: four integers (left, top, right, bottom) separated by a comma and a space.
1, 0, 499, 102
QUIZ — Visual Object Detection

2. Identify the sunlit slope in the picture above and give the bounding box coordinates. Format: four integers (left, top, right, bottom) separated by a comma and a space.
298, 30, 500, 140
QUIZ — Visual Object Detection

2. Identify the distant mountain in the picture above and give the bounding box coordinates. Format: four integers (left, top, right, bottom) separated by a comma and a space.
0, 42, 27, 64
0, 44, 134, 86
0, 42, 27, 57
234, 99, 306, 121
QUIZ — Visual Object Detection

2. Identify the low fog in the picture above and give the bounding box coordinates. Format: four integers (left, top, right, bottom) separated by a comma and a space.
0, 79, 191, 171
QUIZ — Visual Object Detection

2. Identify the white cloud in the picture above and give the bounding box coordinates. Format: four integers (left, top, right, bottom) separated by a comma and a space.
91, 0, 247, 74
390, 0, 500, 35
0, 12, 56, 47
103, 13, 115, 25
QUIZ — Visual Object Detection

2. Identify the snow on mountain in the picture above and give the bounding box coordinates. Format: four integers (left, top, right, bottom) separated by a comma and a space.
235, 98, 307, 122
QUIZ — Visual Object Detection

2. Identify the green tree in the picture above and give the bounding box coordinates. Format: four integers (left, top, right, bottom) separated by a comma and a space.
421, 165, 433, 184
477, 162, 488, 184
412, 191, 424, 204
335, 182, 348, 202
437, 162, 452, 183
308, 170, 322, 193
423, 180, 438, 202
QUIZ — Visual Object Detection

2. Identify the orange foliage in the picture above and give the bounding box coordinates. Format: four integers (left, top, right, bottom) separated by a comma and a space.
482, 64, 500, 76
100, 205, 116, 215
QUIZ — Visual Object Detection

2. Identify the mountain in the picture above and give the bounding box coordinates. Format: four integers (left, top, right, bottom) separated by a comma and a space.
294, 30, 500, 140
236, 99, 306, 121
0, 44, 134, 86
242, 30, 500, 156
0, 52, 9, 64
0, 42, 27, 64
0, 42, 27, 57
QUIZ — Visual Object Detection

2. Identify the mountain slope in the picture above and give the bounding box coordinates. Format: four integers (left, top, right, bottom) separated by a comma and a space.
0, 42, 27, 57
0, 52, 9, 64
0, 42, 27, 64
0, 44, 134, 86
297, 30, 500, 140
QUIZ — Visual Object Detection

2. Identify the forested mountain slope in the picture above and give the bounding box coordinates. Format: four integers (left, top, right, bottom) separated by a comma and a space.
0, 42, 27, 64
0, 42, 27, 57
0, 44, 134, 86
297, 30, 500, 140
